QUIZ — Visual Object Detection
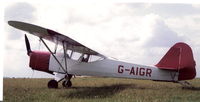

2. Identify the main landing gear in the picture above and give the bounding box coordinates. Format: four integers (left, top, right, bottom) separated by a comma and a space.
47, 74, 73, 88
62, 74, 72, 88
62, 80, 72, 88
48, 80, 58, 88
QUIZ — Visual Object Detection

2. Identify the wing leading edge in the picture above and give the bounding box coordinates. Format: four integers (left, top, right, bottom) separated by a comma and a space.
8, 21, 104, 56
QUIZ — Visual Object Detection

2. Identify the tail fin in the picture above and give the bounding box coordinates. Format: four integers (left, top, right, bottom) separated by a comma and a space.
156, 42, 196, 80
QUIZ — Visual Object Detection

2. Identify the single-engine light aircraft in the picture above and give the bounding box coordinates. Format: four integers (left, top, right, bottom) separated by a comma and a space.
8, 21, 196, 89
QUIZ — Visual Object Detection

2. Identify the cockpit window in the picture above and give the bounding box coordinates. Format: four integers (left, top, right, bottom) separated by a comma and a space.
71, 53, 104, 62
71, 52, 82, 60
56, 46, 105, 62
88, 55, 104, 62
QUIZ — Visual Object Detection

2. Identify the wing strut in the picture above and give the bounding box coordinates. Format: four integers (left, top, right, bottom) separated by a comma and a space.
40, 37, 68, 74
62, 41, 68, 73
53, 38, 58, 54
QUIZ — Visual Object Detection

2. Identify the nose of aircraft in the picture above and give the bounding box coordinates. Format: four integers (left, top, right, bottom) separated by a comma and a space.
29, 51, 53, 74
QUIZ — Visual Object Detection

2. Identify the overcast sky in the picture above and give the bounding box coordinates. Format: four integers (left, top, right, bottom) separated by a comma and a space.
3, 1, 200, 78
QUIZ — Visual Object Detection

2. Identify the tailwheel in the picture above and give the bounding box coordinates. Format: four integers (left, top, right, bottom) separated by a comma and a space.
48, 80, 58, 88
62, 80, 72, 88
178, 81, 195, 89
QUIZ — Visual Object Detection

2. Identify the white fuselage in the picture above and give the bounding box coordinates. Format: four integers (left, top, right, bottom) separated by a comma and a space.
49, 54, 179, 81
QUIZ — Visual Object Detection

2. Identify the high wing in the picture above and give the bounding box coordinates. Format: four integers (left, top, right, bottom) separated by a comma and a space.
8, 21, 104, 56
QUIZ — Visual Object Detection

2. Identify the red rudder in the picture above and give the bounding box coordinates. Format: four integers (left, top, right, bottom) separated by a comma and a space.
156, 42, 196, 80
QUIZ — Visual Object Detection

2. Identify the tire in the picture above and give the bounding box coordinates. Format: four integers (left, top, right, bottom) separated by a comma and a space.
62, 80, 72, 88
48, 80, 58, 88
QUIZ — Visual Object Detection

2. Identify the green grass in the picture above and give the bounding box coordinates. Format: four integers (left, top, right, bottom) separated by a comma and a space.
3, 77, 200, 102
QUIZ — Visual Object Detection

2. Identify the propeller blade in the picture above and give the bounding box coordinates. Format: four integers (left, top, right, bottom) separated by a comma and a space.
25, 34, 32, 55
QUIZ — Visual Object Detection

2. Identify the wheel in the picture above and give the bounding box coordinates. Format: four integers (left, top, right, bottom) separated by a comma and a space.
62, 80, 66, 87
48, 80, 58, 88
62, 80, 72, 88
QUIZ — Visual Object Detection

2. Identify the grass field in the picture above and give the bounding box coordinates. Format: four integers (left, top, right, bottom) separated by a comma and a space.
3, 77, 200, 102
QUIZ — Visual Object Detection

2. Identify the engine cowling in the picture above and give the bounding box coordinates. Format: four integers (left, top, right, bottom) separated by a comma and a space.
29, 51, 53, 74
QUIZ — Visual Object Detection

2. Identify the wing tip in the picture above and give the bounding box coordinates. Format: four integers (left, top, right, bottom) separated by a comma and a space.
8, 20, 23, 28
8, 20, 15, 26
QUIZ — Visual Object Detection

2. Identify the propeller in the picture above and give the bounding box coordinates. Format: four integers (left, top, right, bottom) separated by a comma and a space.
24, 34, 32, 56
